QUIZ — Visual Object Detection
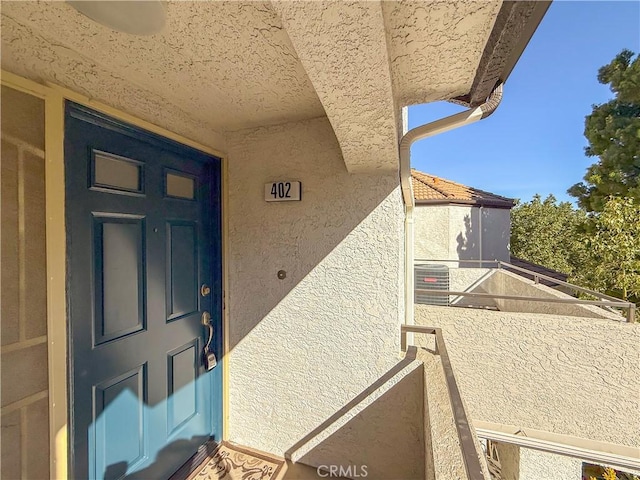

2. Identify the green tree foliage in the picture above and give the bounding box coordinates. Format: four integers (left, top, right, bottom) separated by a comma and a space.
568, 50, 640, 211
511, 195, 640, 305
510, 194, 587, 277
580, 197, 640, 302
513, 51, 640, 307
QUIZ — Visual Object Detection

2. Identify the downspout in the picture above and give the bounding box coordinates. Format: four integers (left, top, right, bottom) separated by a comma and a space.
479, 205, 483, 266
400, 83, 503, 327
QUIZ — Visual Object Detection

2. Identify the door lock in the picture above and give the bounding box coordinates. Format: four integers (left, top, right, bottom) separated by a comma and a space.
201, 284, 211, 297
202, 311, 216, 371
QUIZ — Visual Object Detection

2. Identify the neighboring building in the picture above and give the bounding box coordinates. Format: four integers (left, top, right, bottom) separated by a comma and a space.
412, 169, 515, 265
411, 170, 571, 293
412, 169, 515, 301
1, 2, 637, 480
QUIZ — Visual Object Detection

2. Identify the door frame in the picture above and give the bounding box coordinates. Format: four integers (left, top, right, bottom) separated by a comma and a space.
1, 70, 230, 480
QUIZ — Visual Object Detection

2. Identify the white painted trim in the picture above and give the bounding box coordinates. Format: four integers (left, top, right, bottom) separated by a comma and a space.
221, 151, 230, 441
44, 90, 68, 480
475, 421, 640, 474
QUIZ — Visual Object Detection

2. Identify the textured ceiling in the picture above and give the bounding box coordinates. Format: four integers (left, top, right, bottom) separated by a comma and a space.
1, 1, 324, 137
1, 1, 504, 170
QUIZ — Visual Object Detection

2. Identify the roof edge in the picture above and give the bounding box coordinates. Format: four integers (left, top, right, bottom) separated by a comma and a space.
415, 198, 515, 209
454, 1, 551, 107
411, 170, 516, 207
510, 256, 569, 280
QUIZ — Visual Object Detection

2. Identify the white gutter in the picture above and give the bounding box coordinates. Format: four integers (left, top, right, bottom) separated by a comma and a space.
399, 83, 504, 326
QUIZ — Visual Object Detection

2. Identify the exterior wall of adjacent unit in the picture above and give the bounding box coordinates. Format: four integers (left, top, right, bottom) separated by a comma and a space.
414, 205, 451, 261
414, 204, 509, 296
414, 305, 640, 450
225, 117, 406, 459
414, 204, 510, 264
482, 270, 622, 320
519, 449, 582, 480
480, 207, 511, 263
1, 85, 50, 479
491, 442, 583, 480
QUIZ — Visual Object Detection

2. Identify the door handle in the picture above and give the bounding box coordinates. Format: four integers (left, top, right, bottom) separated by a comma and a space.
202, 311, 217, 371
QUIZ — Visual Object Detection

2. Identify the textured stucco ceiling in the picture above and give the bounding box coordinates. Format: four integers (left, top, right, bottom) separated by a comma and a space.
1, 1, 324, 138
1, 1, 505, 171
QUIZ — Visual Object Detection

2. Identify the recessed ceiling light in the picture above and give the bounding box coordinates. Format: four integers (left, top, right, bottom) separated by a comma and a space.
67, 1, 166, 36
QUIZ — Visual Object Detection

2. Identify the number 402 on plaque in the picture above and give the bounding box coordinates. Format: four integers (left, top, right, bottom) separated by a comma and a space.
265, 181, 302, 202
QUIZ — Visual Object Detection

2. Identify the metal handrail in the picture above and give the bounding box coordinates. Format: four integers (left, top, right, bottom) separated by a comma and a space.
415, 289, 631, 308
401, 325, 485, 480
415, 258, 498, 267
497, 261, 624, 302
414, 259, 636, 323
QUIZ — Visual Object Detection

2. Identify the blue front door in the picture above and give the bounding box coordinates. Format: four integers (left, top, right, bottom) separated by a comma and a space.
65, 102, 223, 479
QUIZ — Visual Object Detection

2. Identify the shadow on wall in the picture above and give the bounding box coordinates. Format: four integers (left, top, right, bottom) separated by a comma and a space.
449, 269, 499, 309
98, 350, 425, 480
285, 349, 425, 480
226, 118, 403, 350
456, 213, 479, 262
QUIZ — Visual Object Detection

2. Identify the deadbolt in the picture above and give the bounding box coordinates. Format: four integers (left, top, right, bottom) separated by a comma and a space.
200, 284, 211, 296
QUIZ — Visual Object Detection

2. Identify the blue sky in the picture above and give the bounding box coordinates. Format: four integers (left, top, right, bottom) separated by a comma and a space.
408, 1, 640, 204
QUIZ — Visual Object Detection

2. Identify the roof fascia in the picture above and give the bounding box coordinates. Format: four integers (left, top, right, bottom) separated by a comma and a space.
454, 1, 552, 107
415, 199, 515, 209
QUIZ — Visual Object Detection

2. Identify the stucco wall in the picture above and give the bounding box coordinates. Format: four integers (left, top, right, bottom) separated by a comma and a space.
293, 357, 425, 480
226, 117, 405, 460
414, 204, 510, 264
449, 205, 481, 261
449, 268, 496, 307
420, 348, 469, 480
519, 449, 582, 480
481, 208, 510, 263
483, 270, 623, 320
415, 205, 450, 261
492, 443, 583, 480
415, 305, 640, 449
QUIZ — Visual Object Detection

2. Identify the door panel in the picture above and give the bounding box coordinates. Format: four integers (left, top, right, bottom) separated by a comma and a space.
93, 364, 147, 480
94, 216, 146, 344
167, 222, 198, 321
65, 102, 222, 480
167, 340, 199, 434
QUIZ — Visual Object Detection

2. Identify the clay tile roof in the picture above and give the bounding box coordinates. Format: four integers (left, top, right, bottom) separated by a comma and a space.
411, 169, 515, 208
